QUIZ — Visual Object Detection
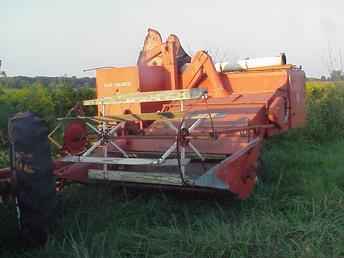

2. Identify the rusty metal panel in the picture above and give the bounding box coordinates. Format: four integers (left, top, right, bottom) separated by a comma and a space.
288, 69, 306, 128
96, 66, 141, 115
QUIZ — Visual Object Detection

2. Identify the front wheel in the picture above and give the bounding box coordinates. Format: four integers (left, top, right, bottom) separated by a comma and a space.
9, 112, 57, 247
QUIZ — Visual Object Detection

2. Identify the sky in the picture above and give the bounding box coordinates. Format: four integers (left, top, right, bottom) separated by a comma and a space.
1, 0, 344, 78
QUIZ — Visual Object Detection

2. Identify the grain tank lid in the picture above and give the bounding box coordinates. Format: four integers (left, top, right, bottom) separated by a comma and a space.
215, 53, 291, 72
238, 53, 287, 69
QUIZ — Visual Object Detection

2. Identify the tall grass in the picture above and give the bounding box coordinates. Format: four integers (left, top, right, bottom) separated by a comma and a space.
0, 81, 344, 257
304, 81, 344, 141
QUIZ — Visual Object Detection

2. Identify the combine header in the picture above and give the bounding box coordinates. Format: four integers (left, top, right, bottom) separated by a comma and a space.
48, 28, 305, 199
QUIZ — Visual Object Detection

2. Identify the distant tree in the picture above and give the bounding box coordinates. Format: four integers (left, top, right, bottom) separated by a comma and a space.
16, 83, 55, 123
0, 60, 6, 78
0, 76, 95, 89
325, 43, 344, 81
51, 82, 76, 117
329, 70, 344, 81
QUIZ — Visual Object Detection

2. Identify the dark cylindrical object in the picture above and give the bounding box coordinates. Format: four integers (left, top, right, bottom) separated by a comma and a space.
8, 112, 56, 247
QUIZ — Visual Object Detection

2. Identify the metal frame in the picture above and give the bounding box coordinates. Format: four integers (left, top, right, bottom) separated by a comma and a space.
49, 87, 210, 184
158, 118, 205, 179
83, 88, 207, 106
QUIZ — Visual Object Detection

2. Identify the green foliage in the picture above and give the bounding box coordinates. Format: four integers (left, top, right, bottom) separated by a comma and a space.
50, 83, 96, 117
304, 81, 344, 141
0, 82, 95, 149
0, 150, 8, 167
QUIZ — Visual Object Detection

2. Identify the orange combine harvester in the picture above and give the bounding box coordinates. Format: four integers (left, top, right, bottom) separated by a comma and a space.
48, 28, 305, 199
0, 28, 306, 247
0, 29, 306, 203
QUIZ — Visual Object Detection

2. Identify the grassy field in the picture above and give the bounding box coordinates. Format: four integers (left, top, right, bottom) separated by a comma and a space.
0, 82, 344, 257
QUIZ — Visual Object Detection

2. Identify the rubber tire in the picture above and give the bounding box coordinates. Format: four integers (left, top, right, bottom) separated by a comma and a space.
8, 112, 57, 248
16, 170, 56, 248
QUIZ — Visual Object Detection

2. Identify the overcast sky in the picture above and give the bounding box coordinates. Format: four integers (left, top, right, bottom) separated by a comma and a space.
1, 0, 344, 78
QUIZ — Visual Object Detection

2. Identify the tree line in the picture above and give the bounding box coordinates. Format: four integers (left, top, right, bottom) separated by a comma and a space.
0, 76, 95, 89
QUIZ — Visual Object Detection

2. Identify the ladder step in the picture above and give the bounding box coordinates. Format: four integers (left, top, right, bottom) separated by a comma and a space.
61, 156, 190, 166
88, 169, 190, 185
